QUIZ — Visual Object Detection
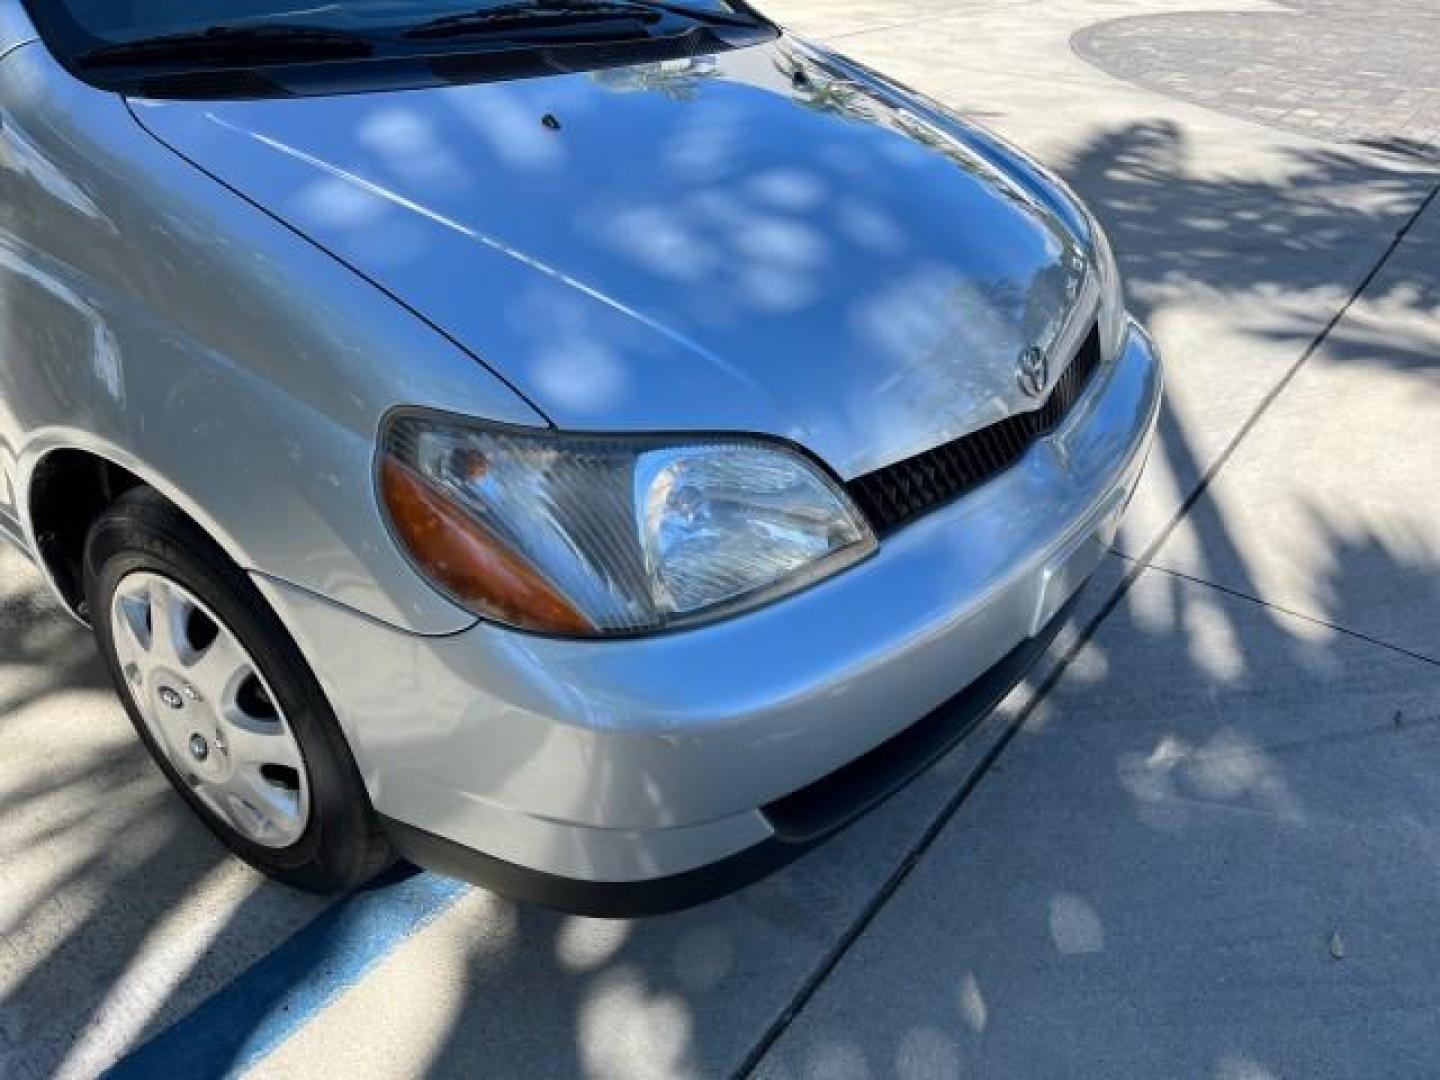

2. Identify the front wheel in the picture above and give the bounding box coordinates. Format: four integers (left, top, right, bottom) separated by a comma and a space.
84, 487, 393, 892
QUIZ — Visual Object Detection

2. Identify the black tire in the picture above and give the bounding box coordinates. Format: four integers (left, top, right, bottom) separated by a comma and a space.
84, 486, 393, 892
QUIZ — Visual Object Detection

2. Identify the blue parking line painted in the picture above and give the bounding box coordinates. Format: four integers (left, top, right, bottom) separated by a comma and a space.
104, 868, 468, 1079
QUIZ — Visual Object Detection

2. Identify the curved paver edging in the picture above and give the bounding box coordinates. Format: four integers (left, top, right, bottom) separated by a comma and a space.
1072, 1, 1440, 160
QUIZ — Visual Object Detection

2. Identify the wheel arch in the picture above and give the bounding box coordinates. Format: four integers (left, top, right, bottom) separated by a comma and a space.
21, 436, 250, 623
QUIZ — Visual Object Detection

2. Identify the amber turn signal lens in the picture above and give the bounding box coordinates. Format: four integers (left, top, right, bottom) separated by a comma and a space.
379, 457, 594, 635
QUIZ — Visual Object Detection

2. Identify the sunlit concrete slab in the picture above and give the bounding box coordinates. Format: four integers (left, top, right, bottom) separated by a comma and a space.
764, 0, 1044, 41
753, 569, 1440, 1079
155, 1, 1440, 1075
1146, 195, 1440, 661
767, 0, 1440, 570
240, 587, 1114, 1080
0, 548, 331, 1080
0, 519, 1119, 1080
3, 1, 1436, 1076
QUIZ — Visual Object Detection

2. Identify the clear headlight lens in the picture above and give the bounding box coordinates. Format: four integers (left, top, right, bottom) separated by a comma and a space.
379, 413, 876, 636
1090, 215, 1128, 361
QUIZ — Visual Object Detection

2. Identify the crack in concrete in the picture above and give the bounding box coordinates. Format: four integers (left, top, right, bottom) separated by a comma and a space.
1118, 558, 1440, 669
735, 162, 1440, 1080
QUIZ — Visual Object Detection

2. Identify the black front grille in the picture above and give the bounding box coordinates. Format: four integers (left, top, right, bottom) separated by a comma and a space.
847, 324, 1104, 535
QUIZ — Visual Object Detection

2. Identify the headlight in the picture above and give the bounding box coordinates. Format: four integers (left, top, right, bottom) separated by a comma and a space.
379, 413, 877, 636
1090, 215, 1127, 361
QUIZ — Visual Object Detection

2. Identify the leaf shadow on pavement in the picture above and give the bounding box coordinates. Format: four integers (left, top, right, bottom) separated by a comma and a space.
745, 123, 1440, 1077
2, 114, 1438, 1080
388, 124, 1440, 1078
0, 555, 329, 1080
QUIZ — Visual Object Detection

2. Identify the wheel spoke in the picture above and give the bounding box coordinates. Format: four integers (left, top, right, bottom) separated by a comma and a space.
221, 717, 304, 774
114, 590, 153, 657
186, 778, 233, 828
146, 579, 191, 666
184, 631, 250, 709
110, 619, 148, 691
222, 767, 305, 844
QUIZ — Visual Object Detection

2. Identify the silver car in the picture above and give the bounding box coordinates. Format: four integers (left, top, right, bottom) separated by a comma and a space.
0, 0, 1160, 914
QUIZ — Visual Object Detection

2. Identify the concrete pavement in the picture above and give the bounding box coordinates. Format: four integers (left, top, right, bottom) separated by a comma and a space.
1, 1, 1437, 1077
0, 545, 333, 1079
755, 569, 1440, 1078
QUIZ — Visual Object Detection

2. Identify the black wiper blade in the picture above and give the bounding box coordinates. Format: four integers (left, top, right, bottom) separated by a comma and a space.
619, 1, 761, 29
404, 2, 660, 40
77, 24, 375, 69
402, 0, 760, 40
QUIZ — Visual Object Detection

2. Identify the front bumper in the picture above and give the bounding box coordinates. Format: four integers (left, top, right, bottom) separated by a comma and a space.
257, 320, 1162, 914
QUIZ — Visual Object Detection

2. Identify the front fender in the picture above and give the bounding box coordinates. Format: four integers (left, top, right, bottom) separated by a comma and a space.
0, 44, 543, 634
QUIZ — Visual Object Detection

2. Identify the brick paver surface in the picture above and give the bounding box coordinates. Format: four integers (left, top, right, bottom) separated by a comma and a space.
1074, 0, 1440, 158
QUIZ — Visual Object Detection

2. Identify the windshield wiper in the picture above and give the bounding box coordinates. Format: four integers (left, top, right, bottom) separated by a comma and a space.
405, 3, 656, 40
403, 1, 755, 41
622, 1, 762, 29
76, 23, 376, 69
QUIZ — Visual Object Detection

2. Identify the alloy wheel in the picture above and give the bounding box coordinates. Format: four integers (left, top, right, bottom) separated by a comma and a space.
109, 570, 311, 849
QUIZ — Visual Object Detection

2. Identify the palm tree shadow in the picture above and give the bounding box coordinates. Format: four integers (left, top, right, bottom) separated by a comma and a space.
0, 551, 328, 1079
6, 114, 1438, 1077
408, 121, 1440, 1076
1059, 119, 1439, 334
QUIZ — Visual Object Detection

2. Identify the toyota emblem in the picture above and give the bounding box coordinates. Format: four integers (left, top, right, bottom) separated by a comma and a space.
1016, 345, 1048, 398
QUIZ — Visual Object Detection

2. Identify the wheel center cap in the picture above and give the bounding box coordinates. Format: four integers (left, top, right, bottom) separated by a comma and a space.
188, 733, 210, 762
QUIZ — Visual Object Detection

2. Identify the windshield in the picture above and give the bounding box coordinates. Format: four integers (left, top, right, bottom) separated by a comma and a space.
28, 1, 754, 46
21, 0, 773, 97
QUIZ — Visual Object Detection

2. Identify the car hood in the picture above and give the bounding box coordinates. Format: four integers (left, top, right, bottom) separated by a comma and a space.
132, 37, 1093, 479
